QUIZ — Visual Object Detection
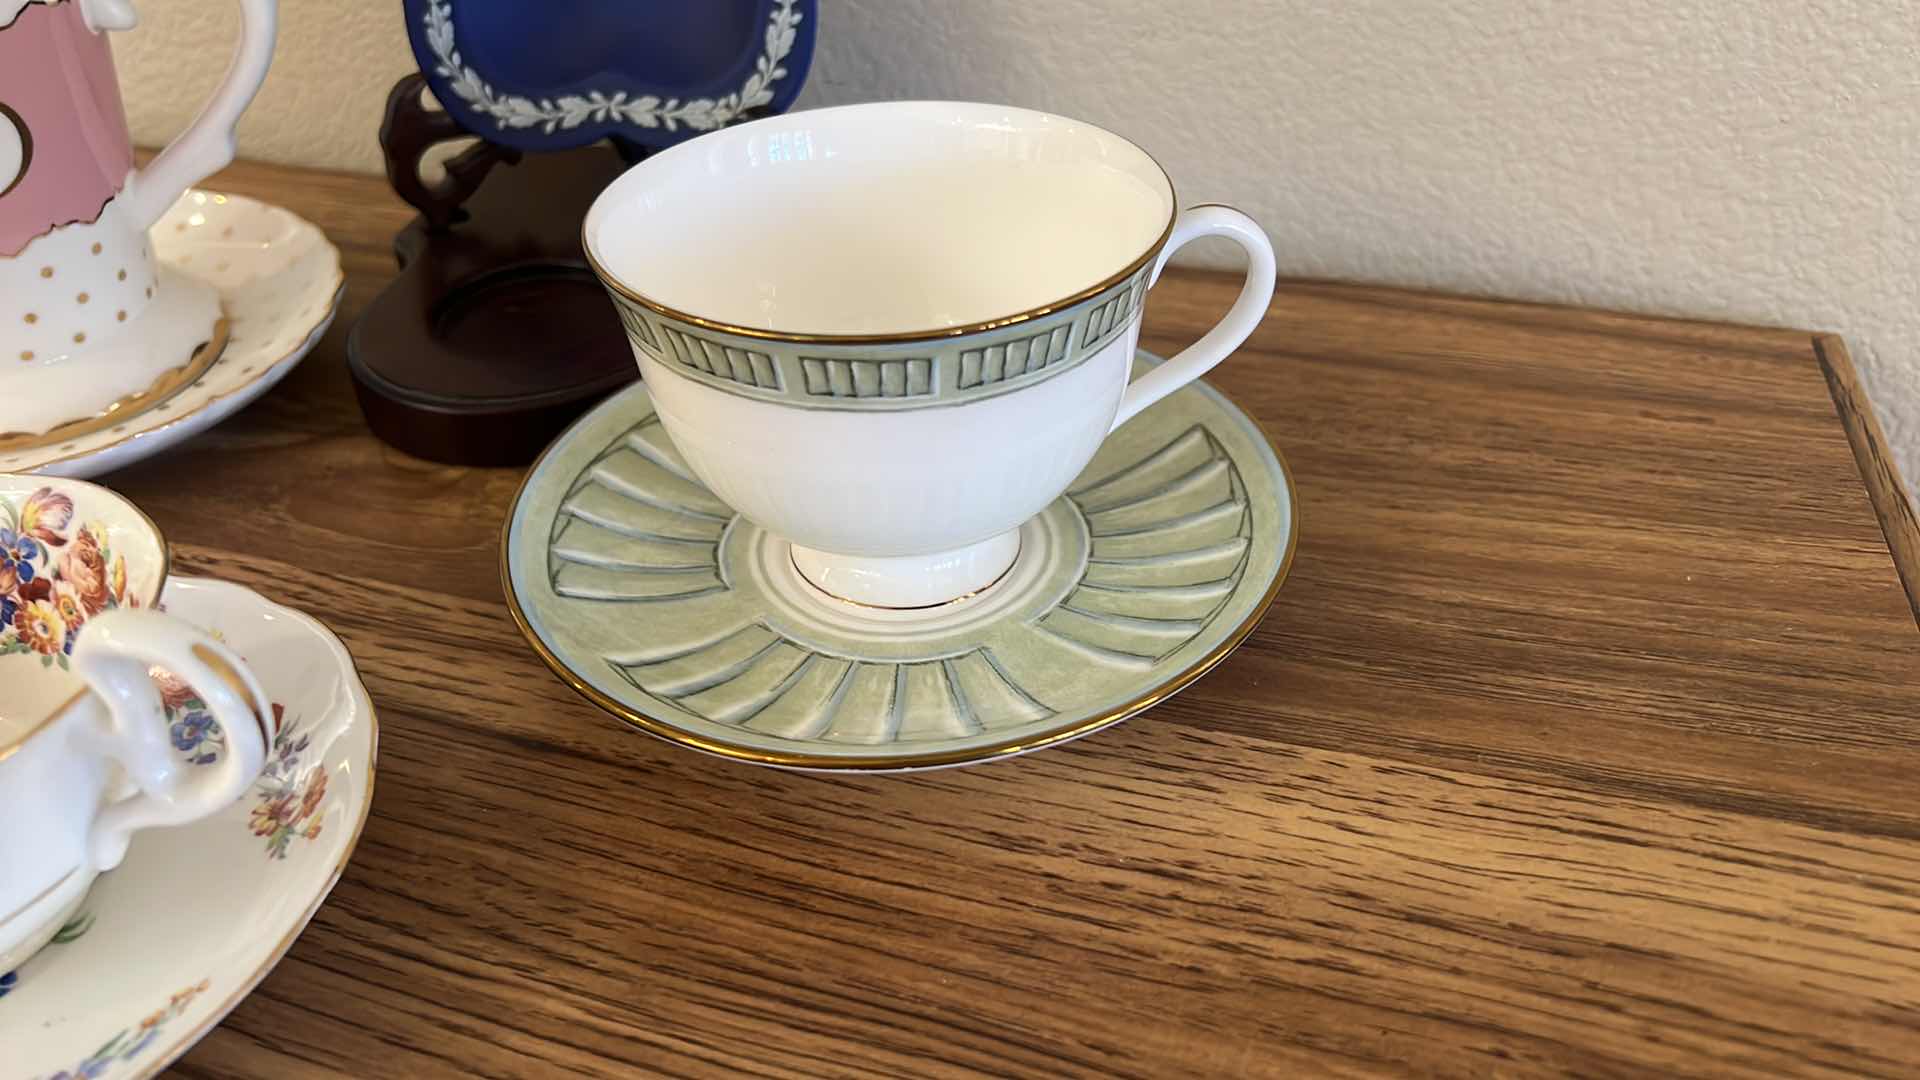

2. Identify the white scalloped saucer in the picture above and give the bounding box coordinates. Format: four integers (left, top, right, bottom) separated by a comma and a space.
1, 577, 376, 1079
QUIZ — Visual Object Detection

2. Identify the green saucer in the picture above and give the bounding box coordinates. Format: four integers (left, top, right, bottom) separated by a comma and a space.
503, 350, 1297, 770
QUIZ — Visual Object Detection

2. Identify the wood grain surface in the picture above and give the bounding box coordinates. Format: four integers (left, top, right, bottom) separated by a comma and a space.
1816, 335, 1920, 627
108, 160, 1920, 1079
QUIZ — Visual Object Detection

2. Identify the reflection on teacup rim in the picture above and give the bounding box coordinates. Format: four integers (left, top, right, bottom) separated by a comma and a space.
0, 473, 168, 751
583, 100, 1179, 342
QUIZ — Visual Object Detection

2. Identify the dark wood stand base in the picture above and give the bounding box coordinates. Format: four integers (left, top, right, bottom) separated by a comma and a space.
346, 76, 638, 466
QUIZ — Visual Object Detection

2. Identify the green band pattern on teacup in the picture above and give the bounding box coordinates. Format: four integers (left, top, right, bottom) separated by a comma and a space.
606, 264, 1152, 411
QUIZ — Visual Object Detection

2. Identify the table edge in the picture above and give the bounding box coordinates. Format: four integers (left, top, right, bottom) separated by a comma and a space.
1814, 333, 1920, 629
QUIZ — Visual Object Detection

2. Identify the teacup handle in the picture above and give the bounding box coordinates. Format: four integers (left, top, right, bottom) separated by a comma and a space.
70, 608, 271, 871
110, 0, 280, 230
1110, 204, 1278, 430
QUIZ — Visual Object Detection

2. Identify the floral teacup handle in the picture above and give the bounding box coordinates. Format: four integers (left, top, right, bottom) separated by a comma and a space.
71, 608, 269, 869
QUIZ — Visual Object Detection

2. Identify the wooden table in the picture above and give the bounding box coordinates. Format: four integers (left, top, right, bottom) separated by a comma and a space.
130, 160, 1920, 1078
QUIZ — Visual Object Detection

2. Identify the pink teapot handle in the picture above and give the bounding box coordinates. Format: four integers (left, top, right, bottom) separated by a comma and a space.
108, 0, 278, 230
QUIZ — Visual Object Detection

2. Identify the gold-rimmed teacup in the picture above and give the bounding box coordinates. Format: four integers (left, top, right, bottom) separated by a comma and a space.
584, 101, 1277, 608
0, 473, 269, 970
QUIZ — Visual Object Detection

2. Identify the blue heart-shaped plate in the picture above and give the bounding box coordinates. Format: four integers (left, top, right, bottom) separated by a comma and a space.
404, 0, 817, 152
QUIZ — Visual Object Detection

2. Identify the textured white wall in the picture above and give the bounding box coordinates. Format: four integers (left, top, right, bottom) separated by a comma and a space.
115, 0, 1918, 508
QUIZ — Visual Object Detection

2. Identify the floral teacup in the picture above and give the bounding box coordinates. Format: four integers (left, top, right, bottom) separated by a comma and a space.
0, 473, 268, 971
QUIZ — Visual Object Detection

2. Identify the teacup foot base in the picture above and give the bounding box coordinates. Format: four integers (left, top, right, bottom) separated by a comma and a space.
0, 878, 89, 974
789, 529, 1022, 609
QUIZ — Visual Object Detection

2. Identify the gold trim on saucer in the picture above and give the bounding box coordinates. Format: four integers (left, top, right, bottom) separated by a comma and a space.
21, 281, 343, 473
131, 592, 379, 1080
499, 399, 1299, 772
0, 318, 229, 453
133, 704, 378, 1080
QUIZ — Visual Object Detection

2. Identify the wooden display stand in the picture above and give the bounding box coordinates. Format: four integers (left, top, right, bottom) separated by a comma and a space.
346, 75, 640, 466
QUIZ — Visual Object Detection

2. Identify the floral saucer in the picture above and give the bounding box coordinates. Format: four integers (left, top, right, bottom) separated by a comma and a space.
504, 350, 1298, 771
1, 576, 376, 1080
0, 191, 343, 479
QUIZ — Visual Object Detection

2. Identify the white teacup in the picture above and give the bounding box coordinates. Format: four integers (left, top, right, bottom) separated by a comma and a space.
585, 101, 1277, 607
0, 474, 267, 971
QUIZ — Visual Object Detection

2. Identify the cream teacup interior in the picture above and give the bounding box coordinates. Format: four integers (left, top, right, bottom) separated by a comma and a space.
0, 475, 166, 743
586, 101, 1176, 336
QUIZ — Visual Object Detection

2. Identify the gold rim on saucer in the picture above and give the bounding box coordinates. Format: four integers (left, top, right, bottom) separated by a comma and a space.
0, 190, 344, 477
501, 354, 1298, 771
0, 318, 228, 453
